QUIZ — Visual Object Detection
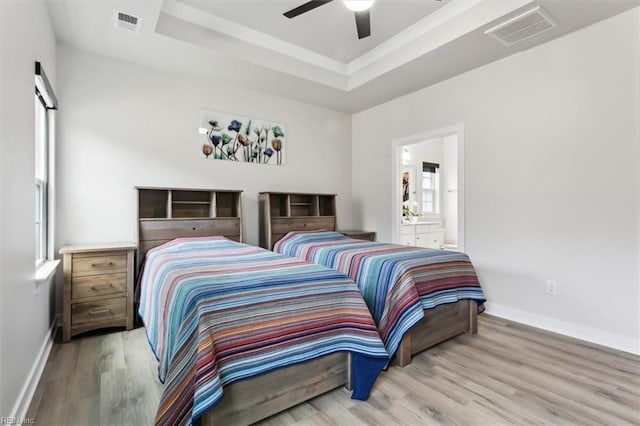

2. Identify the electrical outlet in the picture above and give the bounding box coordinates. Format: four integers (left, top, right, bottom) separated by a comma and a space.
546, 280, 558, 295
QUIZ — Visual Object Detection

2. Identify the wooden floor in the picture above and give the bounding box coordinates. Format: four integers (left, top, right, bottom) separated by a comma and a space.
27, 315, 640, 425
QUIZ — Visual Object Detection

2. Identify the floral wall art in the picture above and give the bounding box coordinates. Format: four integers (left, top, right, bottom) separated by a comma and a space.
199, 110, 286, 165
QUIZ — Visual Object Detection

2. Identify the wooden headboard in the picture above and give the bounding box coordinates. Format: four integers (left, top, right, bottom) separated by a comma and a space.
258, 192, 337, 249
136, 187, 243, 272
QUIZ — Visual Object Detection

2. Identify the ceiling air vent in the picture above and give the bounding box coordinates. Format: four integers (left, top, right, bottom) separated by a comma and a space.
485, 7, 555, 47
114, 11, 141, 34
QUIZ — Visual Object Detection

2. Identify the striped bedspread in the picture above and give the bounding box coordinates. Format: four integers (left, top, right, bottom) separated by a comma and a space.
274, 231, 486, 357
138, 236, 389, 426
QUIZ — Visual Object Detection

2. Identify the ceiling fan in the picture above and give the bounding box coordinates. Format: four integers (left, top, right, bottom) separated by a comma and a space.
283, 1, 375, 40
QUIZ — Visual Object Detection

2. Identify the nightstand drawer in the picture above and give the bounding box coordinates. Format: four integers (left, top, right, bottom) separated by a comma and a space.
72, 254, 127, 276
72, 273, 127, 300
339, 230, 376, 241
72, 297, 126, 326
347, 233, 374, 241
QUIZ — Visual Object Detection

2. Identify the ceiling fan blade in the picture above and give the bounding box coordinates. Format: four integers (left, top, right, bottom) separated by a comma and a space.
283, 0, 333, 19
354, 9, 371, 39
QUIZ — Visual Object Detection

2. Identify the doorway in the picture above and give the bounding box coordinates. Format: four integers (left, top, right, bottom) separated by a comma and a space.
390, 124, 465, 251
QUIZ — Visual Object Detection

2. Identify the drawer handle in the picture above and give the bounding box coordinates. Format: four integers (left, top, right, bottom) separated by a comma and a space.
91, 283, 114, 291
89, 308, 112, 316
91, 261, 114, 268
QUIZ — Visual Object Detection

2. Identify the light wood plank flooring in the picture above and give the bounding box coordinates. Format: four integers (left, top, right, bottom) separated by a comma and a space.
27, 315, 640, 425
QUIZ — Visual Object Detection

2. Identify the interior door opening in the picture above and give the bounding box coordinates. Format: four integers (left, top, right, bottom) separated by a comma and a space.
391, 125, 465, 251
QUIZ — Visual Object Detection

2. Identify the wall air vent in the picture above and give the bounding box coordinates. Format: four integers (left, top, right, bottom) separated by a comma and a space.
114, 11, 141, 34
485, 7, 555, 47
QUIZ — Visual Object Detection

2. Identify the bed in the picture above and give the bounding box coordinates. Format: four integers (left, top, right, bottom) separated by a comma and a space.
274, 230, 486, 367
137, 234, 389, 425
136, 188, 389, 425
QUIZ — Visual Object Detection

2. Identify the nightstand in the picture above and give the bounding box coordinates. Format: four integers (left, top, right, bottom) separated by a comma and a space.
339, 230, 376, 241
60, 242, 136, 342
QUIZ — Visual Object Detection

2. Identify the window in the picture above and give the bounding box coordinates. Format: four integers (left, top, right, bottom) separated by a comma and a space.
35, 95, 48, 264
35, 62, 57, 265
421, 162, 439, 214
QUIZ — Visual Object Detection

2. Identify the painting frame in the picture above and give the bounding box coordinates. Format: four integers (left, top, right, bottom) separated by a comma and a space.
199, 109, 286, 166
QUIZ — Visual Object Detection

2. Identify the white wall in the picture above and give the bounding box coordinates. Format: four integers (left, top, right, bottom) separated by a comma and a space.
0, 0, 57, 415
352, 9, 640, 354
55, 45, 353, 250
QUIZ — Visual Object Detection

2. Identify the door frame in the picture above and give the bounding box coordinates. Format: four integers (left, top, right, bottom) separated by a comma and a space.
390, 123, 466, 251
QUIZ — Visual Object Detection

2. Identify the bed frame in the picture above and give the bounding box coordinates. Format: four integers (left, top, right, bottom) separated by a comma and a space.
262, 217, 478, 368
202, 353, 350, 425
396, 299, 477, 367
136, 187, 353, 425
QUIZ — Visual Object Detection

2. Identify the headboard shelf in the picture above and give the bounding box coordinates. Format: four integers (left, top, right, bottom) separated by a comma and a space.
136, 187, 243, 271
259, 191, 336, 249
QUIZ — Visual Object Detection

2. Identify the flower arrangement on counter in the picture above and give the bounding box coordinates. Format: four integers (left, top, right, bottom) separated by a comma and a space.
402, 201, 419, 217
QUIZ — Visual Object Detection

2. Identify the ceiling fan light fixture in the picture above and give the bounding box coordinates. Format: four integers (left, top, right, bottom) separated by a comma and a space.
343, 1, 374, 12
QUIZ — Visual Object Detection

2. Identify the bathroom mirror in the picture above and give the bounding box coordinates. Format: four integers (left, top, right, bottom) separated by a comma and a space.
401, 166, 417, 216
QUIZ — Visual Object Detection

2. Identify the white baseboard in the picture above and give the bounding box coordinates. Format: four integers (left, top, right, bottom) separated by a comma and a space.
484, 303, 640, 356
9, 319, 56, 420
